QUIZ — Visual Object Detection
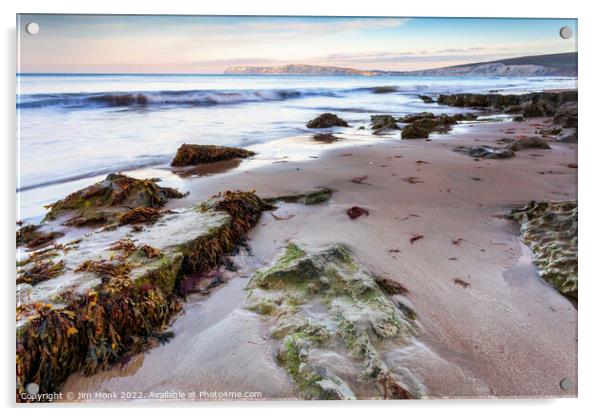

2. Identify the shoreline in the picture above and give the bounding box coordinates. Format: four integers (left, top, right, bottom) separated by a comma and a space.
56, 114, 577, 400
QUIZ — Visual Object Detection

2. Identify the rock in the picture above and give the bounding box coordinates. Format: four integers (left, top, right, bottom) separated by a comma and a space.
370, 115, 399, 134
306, 113, 349, 128
171, 144, 255, 167
553, 101, 578, 127
509, 201, 577, 299
400, 112, 474, 139
418, 95, 435, 103
16, 191, 267, 401
556, 127, 577, 143
401, 123, 430, 139
437, 91, 577, 110
400, 112, 436, 123
264, 188, 333, 205
437, 91, 578, 121
522, 102, 546, 118
246, 244, 424, 399
505, 136, 551, 151
513, 115, 525, 122
453, 145, 515, 159
44, 173, 187, 228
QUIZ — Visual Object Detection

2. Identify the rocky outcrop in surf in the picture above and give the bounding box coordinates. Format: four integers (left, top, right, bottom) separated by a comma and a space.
437, 91, 576, 114
435, 91, 578, 142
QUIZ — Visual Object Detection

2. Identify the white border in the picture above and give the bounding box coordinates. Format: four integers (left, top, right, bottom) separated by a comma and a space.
2, 1, 600, 415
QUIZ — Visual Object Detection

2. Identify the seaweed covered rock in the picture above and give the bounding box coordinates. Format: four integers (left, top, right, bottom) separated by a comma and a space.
509, 201, 577, 299
16, 191, 267, 401
437, 91, 577, 121
170, 144, 255, 167
418, 95, 435, 103
245, 244, 425, 399
453, 145, 515, 159
306, 113, 349, 129
44, 173, 186, 227
370, 115, 399, 134
437, 91, 577, 110
505, 136, 551, 151
400, 112, 475, 139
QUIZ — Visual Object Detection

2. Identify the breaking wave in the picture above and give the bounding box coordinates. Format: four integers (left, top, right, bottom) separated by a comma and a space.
17, 88, 344, 110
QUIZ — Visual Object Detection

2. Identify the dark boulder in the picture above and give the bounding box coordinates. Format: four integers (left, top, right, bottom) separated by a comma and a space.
306, 113, 349, 128
418, 95, 434, 103
401, 124, 430, 139
370, 115, 399, 134
400, 112, 475, 139
171, 144, 255, 167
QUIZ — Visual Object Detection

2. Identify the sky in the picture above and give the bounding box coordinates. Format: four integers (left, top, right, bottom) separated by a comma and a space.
17, 15, 578, 74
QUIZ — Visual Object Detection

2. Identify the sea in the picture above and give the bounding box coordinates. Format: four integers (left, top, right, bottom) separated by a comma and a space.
16, 74, 577, 222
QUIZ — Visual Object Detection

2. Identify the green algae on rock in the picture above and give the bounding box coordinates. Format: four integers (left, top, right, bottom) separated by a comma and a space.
510, 200, 577, 299
44, 173, 187, 227
16, 191, 266, 401
170, 143, 255, 167
245, 243, 424, 399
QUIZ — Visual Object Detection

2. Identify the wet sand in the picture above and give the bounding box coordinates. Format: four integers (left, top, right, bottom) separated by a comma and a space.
61, 117, 577, 400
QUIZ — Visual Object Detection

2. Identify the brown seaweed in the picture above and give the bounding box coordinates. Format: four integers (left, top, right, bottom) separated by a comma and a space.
347, 206, 369, 220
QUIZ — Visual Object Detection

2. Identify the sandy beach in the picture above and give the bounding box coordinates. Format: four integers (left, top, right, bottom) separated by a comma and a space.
57, 115, 577, 400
